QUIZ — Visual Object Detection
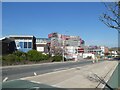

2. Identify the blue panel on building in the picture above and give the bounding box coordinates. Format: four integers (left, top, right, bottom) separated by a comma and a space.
16, 42, 32, 52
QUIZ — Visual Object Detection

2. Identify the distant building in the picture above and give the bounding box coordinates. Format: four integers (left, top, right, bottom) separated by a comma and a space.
48, 32, 63, 55
100, 46, 109, 56
9, 35, 36, 52
83, 46, 109, 57
0, 37, 16, 55
48, 32, 85, 60
87, 46, 101, 55
109, 50, 118, 57
36, 38, 50, 53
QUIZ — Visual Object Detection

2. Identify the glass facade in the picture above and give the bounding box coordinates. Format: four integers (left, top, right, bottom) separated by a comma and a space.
28, 42, 32, 48
16, 41, 32, 52
9, 36, 36, 53
24, 42, 27, 48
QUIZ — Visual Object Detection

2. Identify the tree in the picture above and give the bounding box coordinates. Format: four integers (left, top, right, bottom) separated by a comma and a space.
99, 2, 120, 31
99, 2, 120, 51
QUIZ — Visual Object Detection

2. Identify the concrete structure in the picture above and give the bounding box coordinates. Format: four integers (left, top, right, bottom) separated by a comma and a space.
109, 50, 118, 57
82, 53, 95, 59
79, 46, 110, 59
83, 46, 109, 56
48, 32, 85, 60
100, 46, 109, 56
80, 46, 101, 59
36, 38, 50, 53
9, 35, 36, 52
87, 46, 101, 54
48, 32, 63, 55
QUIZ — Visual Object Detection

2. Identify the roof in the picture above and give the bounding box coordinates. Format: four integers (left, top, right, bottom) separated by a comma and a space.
9, 35, 34, 37
0, 37, 14, 43
36, 38, 50, 40
0, 37, 6, 40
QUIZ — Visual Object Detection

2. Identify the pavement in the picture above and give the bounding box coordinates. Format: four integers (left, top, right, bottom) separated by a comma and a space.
18, 60, 118, 88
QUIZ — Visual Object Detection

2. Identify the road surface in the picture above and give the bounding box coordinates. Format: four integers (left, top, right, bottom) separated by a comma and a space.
2, 60, 102, 81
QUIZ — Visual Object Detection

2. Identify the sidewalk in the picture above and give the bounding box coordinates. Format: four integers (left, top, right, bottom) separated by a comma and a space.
21, 60, 118, 88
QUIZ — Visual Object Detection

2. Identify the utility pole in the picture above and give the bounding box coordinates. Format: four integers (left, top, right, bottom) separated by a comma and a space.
118, 1, 120, 52
77, 36, 80, 61
62, 40, 65, 62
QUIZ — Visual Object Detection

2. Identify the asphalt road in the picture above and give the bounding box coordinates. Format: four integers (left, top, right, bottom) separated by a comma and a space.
2, 60, 102, 81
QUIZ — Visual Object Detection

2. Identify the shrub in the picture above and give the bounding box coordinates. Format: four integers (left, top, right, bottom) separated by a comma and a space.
41, 54, 49, 60
5, 54, 16, 61
19, 54, 27, 61
52, 55, 62, 62
27, 50, 42, 61
13, 51, 27, 61
13, 51, 25, 57
2, 54, 17, 65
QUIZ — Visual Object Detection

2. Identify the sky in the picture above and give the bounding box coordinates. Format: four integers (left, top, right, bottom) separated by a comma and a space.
2, 2, 118, 47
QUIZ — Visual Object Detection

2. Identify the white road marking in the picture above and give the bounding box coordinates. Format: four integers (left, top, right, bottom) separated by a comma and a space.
53, 68, 69, 71
3, 77, 8, 82
34, 72, 37, 76
51, 84, 61, 88
20, 67, 75, 80
29, 80, 41, 84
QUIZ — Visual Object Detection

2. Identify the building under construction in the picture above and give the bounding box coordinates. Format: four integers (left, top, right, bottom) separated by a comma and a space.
48, 32, 85, 60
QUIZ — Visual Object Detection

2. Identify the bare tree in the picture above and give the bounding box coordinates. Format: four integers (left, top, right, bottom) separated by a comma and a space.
99, 2, 120, 31
100, 2, 120, 52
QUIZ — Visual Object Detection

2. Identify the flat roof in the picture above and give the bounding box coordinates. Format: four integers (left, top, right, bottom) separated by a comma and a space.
9, 35, 35, 38
36, 38, 50, 40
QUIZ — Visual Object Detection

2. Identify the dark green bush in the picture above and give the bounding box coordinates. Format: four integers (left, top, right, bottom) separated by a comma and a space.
27, 50, 43, 61
5, 54, 16, 61
52, 55, 62, 62
2, 54, 17, 65
13, 51, 25, 57
2, 50, 63, 66
41, 54, 49, 60
13, 51, 27, 61
19, 54, 27, 61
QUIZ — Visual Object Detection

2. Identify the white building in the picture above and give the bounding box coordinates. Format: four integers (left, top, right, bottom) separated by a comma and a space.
109, 51, 118, 57
65, 46, 77, 60
82, 53, 95, 59
8, 35, 36, 52
100, 46, 109, 56
100, 46, 105, 56
36, 38, 50, 53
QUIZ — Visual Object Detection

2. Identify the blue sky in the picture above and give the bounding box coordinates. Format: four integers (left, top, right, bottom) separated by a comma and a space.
2, 2, 118, 47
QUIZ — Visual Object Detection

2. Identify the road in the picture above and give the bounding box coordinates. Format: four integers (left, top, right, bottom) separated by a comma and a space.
2, 60, 102, 81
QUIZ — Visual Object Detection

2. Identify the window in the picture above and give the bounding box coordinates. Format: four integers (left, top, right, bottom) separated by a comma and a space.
28, 42, 32, 48
16, 42, 19, 47
19, 42, 23, 48
24, 42, 27, 48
